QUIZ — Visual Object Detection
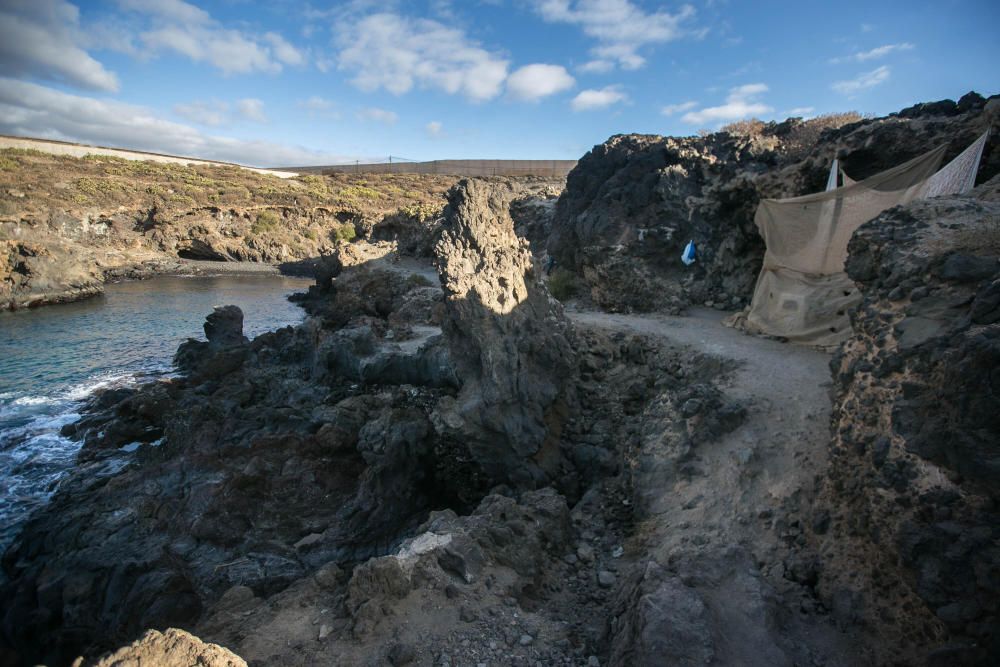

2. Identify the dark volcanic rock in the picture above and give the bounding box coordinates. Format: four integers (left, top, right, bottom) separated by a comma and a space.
434, 179, 578, 488
816, 174, 1000, 665
173, 305, 250, 380
549, 94, 999, 313
0, 300, 455, 664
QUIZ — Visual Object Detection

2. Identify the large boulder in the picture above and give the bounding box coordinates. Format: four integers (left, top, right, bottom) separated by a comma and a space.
815, 174, 1000, 665
173, 305, 250, 379
434, 179, 578, 488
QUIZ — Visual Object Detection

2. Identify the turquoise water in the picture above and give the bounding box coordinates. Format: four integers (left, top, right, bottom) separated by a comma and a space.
0, 274, 312, 552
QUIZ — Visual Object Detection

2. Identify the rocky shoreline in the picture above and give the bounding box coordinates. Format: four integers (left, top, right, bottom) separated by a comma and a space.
1, 95, 999, 666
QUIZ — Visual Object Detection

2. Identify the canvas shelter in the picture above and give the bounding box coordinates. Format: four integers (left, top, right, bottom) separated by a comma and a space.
735, 130, 989, 349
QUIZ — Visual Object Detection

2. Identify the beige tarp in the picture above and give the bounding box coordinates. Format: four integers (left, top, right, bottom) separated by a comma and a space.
735, 130, 989, 349
739, 145, 947, 349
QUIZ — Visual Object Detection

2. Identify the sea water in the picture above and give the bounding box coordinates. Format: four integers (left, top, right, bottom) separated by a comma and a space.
0, 274, 311, 553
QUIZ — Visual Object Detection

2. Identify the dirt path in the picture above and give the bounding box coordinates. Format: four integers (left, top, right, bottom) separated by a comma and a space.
354, 254, 860, 662
567, 305, 861, 665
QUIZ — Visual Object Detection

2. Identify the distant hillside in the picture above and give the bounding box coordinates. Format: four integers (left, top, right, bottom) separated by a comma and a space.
0, 135, 299, 178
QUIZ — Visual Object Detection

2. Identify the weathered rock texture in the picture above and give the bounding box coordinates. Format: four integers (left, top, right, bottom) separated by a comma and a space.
0, 180, 652, 666
83, 628, 246, 667
549, 92, 999, 313
816, 174, 1000, 665
434, 179, 578, 488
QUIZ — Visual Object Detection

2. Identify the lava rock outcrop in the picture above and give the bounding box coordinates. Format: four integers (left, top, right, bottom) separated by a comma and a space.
816, 174, 1000, 665
549, 92, 998, 313
434, 179, 578, 488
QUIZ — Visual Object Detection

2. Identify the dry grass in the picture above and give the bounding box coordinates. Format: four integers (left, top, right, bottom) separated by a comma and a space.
0, 149, 457, 219
720, 112, 866, 161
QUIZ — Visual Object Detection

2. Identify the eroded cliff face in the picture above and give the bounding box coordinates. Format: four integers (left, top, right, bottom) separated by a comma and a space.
434, 179, 578, 488
549, 92, 999, 313
815, 175, 1000, 665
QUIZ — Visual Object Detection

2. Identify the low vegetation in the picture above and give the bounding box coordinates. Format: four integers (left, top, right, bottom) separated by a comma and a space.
547, 267, 578, 301
251, 209, 281, 235
0, 149, 458, 219
332, 222, 357, 243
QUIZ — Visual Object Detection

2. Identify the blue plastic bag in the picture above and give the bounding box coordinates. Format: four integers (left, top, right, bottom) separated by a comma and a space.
681, 240, 696, 266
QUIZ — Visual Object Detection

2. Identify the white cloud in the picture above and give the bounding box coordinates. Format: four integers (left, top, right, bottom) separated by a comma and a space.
297, 96, 341, 120
506, 64, 575, 101
787, 106, 816, 116
831, 65, 890, 95
237, 98, 266, 122
661, 100, 697, 116
173, 100, 229, 126
0, 0, 119, 91
578, 59, 614, 74
0, 78, 352, 166
829, 42, 914, 64
570, 85, 627, 111
172, 98, 266, 125
299, 96, 335, 111
120, 0, 305, 75
426, 121, 444, 137
681, 83, 773, 125
534, 0, 698, 71
335, 12, 509, 101
358, 107, 399, 124
265, 32, 307, 66
118, 0, 210, 25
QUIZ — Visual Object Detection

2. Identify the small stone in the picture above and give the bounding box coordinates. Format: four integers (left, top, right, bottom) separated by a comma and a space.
460, 606, 478, 623
294, 533, 323, 550
563, 553, 578, 565
314, 562, 342, 590
388, 642, 416, 665
611, 546, 624, 558
318, 624, 332, 640
576, 544, 595, 562
587, 656, 601, 667
680, 398, 703, 418
445, 583, 460, 599
519, 634, 534, 646
597, 571, 616, 588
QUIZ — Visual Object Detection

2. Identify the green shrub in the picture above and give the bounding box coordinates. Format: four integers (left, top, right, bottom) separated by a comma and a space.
252, 209, 281, 235
339, 185, 383, 200
547, 267, 577, 301
332, 222, 356, 243
0, 156, 17, 171
399, 202, 443, 223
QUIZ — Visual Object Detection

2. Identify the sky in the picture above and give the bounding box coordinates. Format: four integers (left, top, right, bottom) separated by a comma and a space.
0, 0, 997, 167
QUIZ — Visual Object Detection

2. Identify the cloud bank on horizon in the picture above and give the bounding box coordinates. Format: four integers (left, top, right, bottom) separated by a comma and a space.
0, 0, 996, 166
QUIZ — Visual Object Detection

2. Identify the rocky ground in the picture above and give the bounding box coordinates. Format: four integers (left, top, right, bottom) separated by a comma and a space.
2, 95, 999, 667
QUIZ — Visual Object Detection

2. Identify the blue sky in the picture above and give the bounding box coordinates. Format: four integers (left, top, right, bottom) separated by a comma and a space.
0, 0, 997, 166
